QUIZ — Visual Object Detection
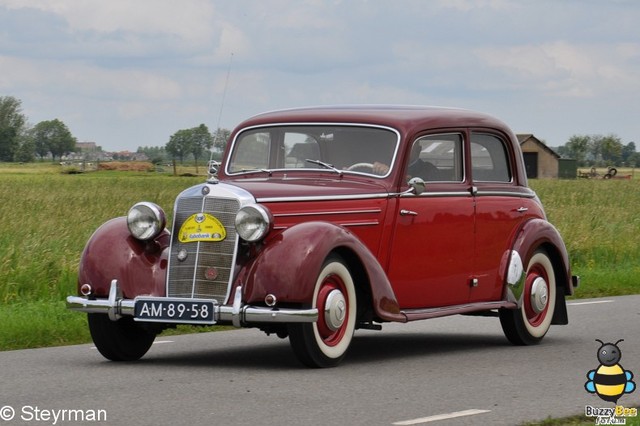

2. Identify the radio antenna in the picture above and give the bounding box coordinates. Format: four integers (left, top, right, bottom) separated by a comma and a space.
209, 52, 234, 167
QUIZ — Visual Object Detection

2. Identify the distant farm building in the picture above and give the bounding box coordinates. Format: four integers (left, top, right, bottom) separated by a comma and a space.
517, 134, 570, 179
76, 141, 99, 152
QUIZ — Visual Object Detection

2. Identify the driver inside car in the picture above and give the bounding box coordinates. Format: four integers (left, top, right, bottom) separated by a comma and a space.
372, 141, 439, 180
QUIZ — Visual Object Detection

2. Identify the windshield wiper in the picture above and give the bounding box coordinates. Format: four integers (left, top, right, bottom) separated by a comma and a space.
240, 168, 273, 176
305, 159, 343, 176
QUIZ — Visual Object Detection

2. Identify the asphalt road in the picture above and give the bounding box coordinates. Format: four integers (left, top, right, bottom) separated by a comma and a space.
1, 295, 639, 426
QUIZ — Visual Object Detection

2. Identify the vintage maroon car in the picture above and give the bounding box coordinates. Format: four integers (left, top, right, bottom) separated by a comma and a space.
67, 105, 578, 367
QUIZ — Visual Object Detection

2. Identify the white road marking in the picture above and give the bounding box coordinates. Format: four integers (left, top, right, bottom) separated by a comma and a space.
568, 300, 614, 306
392, 409, 491, 425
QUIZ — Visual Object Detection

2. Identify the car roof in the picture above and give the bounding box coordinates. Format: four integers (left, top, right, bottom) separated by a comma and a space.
235, 105, 511, 135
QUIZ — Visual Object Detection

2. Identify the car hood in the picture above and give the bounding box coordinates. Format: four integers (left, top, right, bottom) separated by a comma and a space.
224, 176, 389, 202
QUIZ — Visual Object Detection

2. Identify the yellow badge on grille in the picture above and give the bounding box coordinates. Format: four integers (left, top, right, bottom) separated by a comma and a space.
178, 213, 226, 243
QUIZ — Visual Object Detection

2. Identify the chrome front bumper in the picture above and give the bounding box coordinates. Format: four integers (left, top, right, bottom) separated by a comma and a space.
66, 280, 318, 327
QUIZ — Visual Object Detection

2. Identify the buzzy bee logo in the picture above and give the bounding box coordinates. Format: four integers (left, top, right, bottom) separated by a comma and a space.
584, 339, 637, 424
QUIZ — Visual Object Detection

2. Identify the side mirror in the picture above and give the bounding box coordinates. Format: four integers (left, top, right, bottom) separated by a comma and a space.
408, 177, 425, 195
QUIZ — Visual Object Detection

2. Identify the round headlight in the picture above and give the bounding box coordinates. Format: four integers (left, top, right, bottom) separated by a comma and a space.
235, 204, 272, 242
127, 202, 166, 241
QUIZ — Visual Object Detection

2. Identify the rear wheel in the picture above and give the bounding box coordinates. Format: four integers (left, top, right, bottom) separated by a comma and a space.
88, 313, 156, 361
500, 250, 556, 345
288, 255, 357, 368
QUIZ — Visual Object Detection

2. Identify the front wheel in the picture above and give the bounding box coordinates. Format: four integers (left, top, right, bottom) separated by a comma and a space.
500, 250, 557, 345
88, 313, 156, 361
288, 255, 357, 368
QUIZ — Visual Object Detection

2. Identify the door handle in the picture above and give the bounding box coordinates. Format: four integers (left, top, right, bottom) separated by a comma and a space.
400, 209, 418, 216
516, 207, 528, 213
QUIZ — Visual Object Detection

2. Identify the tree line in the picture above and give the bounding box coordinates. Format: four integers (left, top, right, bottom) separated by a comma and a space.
0, 96, 76, 162
0, 95, 231, 164
555, 134, 638, 167
135, 127, 230, 167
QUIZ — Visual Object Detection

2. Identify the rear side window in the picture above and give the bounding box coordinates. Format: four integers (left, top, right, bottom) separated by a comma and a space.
471, 133, 511, 182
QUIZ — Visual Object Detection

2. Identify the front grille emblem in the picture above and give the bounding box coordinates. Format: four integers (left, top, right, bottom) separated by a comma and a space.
177, 249, 188, 262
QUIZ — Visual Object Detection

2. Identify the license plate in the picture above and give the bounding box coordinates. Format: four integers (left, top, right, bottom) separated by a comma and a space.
134, 298, 217, 325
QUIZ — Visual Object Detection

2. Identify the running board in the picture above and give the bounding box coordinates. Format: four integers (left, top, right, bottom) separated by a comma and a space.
402, 301, 516, 322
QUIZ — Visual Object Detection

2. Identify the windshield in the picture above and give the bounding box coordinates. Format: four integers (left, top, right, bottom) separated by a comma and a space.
227, 125, 399, 177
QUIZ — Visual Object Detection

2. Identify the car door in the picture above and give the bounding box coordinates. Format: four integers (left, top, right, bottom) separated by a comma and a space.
386, 132, 475, 309
470, 131, 529, 302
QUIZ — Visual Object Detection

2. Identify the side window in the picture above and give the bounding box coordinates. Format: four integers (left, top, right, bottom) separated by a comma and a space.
409, 133, 463, 182
471, 133, 511, 182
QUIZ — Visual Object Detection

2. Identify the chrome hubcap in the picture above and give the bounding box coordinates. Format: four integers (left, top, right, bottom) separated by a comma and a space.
324, 289, 347, 331
530, 277, 548, 314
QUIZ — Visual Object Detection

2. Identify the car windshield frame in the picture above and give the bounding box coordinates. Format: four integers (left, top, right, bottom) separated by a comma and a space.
225, 123, 401, 178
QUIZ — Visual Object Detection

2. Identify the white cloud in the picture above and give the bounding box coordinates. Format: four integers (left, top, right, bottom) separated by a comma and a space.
475, 41, 640, 98
0, 0, 216, 42
434, 0, 512, 12
0, 55, 182, 101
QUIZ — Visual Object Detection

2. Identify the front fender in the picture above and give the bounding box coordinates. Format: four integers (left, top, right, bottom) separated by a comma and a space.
241, 221, 404, 322
78, 217, 169, 299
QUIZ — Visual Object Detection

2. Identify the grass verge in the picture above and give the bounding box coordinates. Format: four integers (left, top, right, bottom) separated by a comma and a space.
522, 410, 640, 425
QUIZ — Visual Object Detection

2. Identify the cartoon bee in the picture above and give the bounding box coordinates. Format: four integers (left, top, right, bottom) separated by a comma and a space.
585, 339, 636, 403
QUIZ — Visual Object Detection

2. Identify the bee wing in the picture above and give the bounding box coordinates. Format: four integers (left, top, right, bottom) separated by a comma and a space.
624, 374, 636, 394
585, 381, 596, 393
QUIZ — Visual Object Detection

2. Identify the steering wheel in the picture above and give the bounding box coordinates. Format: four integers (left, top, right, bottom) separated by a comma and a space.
346, 162, 375, 172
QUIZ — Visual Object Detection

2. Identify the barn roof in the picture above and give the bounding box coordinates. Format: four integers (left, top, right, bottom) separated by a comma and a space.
517, 134, 560, 159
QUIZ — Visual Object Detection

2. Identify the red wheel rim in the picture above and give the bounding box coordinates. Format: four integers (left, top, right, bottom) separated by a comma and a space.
523, 263, 549, 327
316, 273, 349, 347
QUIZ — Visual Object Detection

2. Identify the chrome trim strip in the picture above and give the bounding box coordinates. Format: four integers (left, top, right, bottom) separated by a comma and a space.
273, 221, 378, 230
402, 190, 535, 199
66, 280, 318, 326
340, 221, 379, 227
258, 193, 390, 203
475, 190, 536, 198
422, 191, 472, 198
273, 208, 382, 218
261, 189, 534, 203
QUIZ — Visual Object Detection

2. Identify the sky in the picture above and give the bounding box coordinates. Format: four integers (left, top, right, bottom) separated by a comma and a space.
1, 0, 639, 152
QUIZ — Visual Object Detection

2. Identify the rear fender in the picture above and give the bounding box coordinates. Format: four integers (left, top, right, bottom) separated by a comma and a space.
506, 218, 573, 324
78, 217, 169, 299
242, 221, 404, 322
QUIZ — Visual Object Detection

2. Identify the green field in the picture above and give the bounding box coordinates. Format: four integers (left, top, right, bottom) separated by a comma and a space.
0, 163, 638, 350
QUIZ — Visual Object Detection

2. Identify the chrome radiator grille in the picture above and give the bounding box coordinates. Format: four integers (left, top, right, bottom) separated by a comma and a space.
167, 194, 240, 303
